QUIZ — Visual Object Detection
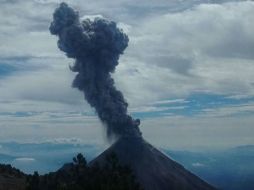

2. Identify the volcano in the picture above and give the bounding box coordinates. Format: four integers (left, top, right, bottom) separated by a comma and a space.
50, 3, 217, 190
91, 137, 216, 190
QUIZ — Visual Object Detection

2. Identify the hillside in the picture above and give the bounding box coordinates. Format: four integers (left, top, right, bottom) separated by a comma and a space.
0, 138, 217, 190
0, 164, 26, 190
91, 137, 216, 190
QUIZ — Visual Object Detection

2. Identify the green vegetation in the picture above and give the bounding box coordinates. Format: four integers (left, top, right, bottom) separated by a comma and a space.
26, 153, 143, 190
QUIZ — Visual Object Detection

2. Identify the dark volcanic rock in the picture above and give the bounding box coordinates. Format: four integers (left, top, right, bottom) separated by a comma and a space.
91, 137, 216, 190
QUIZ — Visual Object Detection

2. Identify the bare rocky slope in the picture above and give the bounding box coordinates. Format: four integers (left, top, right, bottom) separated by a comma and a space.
91, 137, 217, 190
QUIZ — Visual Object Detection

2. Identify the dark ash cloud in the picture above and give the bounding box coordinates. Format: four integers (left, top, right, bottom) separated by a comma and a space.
50, 3, 141, 138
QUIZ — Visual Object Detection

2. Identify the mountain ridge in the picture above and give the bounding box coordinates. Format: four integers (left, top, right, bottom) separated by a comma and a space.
91, 137, 216, 190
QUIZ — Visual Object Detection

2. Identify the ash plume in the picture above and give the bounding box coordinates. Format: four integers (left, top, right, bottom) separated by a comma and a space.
50, 3, 141, 138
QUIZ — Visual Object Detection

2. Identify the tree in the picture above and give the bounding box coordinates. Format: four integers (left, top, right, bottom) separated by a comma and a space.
73, 153, 87, 166
27, 171, 40, 190
26, 153, 143, 190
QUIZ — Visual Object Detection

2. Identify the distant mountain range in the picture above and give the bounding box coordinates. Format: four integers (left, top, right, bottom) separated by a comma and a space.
0, 141, 103, 174
0, 153, 16, 163
164, 145, 254, 190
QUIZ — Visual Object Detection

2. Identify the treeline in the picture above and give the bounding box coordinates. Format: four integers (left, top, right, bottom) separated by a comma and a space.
0, 163, 24, 178
26, 153, 143, 190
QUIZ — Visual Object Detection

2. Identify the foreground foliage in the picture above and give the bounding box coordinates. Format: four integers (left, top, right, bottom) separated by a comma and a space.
26, 153, 142, 190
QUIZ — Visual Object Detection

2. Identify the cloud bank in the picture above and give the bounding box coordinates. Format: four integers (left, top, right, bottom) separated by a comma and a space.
0, 0, 254, 148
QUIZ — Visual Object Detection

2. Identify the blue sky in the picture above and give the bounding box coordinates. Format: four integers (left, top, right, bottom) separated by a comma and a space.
0, 0, 254, 150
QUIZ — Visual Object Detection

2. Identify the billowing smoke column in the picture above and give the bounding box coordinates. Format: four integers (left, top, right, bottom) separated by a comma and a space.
50, 3, 141, 138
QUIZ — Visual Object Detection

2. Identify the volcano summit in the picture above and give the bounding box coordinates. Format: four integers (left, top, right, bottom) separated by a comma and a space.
50, 3, 216, 190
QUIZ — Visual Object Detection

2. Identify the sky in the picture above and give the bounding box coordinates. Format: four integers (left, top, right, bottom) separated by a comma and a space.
0, 0, 254, 150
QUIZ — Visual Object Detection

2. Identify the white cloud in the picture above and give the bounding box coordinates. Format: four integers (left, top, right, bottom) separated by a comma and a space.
81, 14, 104, 21
141, 114, 254, 150
15, 157, 36, 162
201, 102, 254, 117
226, 94, 254, 100
0, 118, 105, 144
192, 162, 205, 167
0, 57, 83, 104
2, 1, 253, 105
129, 105, 186, 113
117, 22, 132, 34
153, 99, 188, 105
0, 0, 254, 149
112, 1, 254, 106
45, 137, 84, 145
